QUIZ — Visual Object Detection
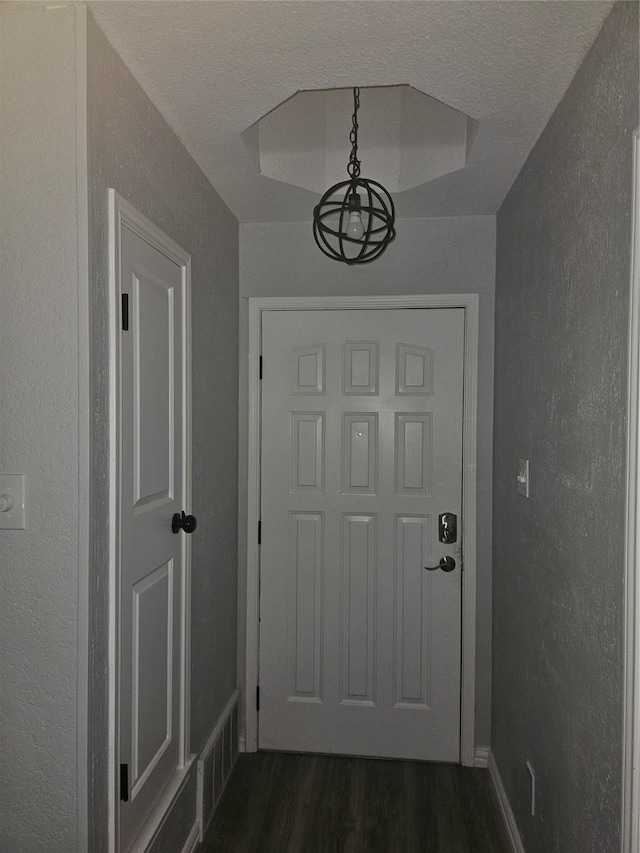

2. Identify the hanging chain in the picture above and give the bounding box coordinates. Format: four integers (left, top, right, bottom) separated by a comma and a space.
347, 87, 361, 180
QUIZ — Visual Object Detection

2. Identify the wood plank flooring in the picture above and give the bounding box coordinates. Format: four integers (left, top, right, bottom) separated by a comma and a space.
200, 752, 511, 853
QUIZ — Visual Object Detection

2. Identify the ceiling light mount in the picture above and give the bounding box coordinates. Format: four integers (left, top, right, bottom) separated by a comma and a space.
313, 88, 396, 265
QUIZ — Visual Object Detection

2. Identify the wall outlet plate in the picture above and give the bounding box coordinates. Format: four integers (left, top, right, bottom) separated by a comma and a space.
0, 474, 26, 529
517, 458, 530, 498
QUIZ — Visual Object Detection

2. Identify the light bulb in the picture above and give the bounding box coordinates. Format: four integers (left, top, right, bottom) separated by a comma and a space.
346, 210, 365, 240
345, 191, 365, 241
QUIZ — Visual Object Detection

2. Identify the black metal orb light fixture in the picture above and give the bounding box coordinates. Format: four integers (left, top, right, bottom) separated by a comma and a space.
313, 87, 396, 265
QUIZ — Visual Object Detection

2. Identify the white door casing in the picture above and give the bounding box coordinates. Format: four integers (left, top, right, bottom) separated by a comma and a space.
259, 308, 464, 761
244, 294, 479, 766
109, 191, 193, 853
622, 128, 640, 853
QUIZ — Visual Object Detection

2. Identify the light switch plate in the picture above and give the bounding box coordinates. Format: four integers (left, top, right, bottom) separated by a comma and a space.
0, 474, 26, 529
517, 459, 530, 498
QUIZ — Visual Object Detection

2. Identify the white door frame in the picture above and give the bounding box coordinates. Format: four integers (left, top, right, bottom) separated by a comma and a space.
244, 294, 480, 767
107, 190, 193, 851
622, 128, 640, 853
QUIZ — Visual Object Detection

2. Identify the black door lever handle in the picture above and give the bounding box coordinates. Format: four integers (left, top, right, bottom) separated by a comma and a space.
424, 556, 456, 572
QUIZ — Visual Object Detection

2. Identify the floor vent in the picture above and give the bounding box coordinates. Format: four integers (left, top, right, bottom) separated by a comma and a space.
197, 689, 240, 841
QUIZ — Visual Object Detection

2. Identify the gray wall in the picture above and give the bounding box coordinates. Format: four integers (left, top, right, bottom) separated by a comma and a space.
87, 13, 239, 849
492, 3, 639, 851
0, 5, 88, 850
239, 215, 496, 746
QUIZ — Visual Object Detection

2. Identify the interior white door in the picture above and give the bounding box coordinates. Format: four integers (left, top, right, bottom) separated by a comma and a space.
118, 222, 187, 851
259, 308, 464, 762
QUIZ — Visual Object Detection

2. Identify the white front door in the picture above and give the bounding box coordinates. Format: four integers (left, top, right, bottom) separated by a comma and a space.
259, 308, 464, 762
116, 212, 191, 851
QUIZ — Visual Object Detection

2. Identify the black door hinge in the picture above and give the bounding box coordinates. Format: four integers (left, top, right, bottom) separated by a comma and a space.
256, 685, 260, 712
121, 293, 129, 331
258, 520, 261, 545
120, 763, 129, 802
259, 356, 263, 380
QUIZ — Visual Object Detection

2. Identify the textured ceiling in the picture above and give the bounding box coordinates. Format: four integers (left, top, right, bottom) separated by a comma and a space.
89, 0, 613, 223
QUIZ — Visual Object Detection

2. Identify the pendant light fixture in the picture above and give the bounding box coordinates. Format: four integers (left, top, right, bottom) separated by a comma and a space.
312, 87, 396, 265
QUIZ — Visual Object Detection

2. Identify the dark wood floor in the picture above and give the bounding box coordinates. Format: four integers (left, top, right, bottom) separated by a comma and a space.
200, 752, 511, 852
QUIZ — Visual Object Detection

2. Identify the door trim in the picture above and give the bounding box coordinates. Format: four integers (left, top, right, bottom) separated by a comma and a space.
108, 190, 193, 850
622, 128, 640, 853
244, 294, 480, 766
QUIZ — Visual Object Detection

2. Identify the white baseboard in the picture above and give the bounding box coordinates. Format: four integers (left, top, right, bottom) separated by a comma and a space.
238, 732, 247, 753
488, 751, 525, 853
197, 688, 240, 842
474, 746, 490, 768
180, 820, 201, 853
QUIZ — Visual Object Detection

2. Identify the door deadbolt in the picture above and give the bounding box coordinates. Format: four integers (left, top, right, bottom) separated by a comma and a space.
439, 512, 457, 545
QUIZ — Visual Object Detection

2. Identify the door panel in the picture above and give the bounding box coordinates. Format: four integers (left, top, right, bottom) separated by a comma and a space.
341, 513, 376, 704
131, 559, 173, 795
119, 223, 185, 851
395, 413, 432, 495
259, 309, 464, 762
288, 512, 323, 700
290, 414, 324, 492
133, 270, 174, 506
395, 515, 432, 707
342, 414, 377, 494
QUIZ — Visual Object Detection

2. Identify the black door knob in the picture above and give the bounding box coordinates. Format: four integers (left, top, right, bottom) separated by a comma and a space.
172, 511, 197, 534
